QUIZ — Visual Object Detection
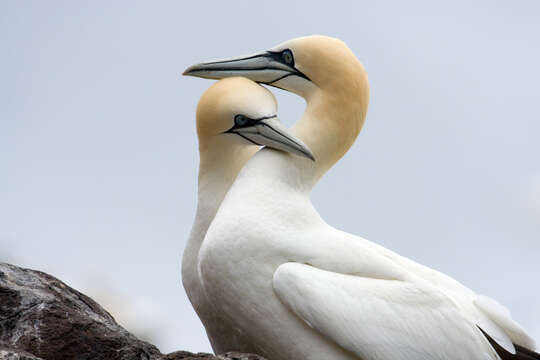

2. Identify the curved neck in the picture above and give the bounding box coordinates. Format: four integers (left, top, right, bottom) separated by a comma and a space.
296, 89, 367, 181
237, 86, 368, 194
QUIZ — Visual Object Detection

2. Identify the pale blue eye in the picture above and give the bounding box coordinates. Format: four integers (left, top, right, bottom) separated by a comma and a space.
282, 50, 293, 65
235, 115, 248, 126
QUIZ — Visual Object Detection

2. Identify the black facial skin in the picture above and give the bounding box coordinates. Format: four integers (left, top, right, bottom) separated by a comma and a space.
281, 49, 294, 65
233, 114, 249, 127
226, 114, 277, 133
224, 114, 277, 145
265, 49, 310, 82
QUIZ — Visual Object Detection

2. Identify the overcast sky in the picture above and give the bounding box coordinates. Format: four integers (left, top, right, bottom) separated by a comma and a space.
1, 0, 539, 354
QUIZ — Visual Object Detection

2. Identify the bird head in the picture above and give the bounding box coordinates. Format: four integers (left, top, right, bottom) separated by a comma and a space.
184, 35, 368, 101
196, 77, 314, 161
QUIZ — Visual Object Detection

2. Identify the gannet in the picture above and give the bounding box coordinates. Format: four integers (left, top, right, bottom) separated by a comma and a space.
183, 36, 539, 360
181, 77, 313, 351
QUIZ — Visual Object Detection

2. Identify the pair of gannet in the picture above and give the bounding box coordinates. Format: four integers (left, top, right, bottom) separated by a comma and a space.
182, 36, 539, 360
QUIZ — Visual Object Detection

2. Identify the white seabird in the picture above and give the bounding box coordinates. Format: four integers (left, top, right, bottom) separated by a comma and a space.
184, 36, 539, 360
181, 77, 313, 350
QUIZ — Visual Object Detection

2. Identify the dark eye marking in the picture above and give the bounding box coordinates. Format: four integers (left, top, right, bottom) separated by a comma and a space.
267, 49, 295, 67
234, 114, 248, 126
281, 49, 294, 65
225, 114, 277, 134
264, 49, 310, 83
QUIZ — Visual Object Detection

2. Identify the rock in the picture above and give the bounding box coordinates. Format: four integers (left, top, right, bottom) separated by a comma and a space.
0, 263, 265, 360
0, 347, 44, 360
217, 353, 270, 360
163, 352, 266, 360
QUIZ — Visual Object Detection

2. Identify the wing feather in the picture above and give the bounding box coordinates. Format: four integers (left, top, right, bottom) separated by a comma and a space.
475, 295, 537, 350
273, 262, 498, 360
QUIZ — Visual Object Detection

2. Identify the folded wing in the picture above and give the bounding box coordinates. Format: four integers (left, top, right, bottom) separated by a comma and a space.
273, 262, 501, 360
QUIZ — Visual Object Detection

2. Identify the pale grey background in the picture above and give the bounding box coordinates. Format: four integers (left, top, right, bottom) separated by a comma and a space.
1, 0, 539, 353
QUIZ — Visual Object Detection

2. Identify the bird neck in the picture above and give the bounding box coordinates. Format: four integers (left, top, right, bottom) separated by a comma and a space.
295, 85, 368, 185
191, 137, 257, 244
238, 87, 368, 194
184, 138, 256, 290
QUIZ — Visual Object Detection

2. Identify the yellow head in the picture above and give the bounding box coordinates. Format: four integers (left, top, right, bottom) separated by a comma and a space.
186, 37, 369, 176
184, 35, 368, 105
195, 77, 314, 161
196, 77, 277, 140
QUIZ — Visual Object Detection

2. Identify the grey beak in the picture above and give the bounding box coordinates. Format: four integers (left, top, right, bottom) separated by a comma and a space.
183, 51, 310, 85
230, 116, 315, 161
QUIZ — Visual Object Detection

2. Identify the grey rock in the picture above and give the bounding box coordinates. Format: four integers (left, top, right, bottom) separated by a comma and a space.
0, 347, 44, 360
0, 263, 266, 360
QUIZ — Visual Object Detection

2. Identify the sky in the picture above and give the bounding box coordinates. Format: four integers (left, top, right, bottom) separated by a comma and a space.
1, 0, 539, 354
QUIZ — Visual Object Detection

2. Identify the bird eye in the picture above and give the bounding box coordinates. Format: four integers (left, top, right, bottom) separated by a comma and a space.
281, 50, 294, 65
234, 114, 248, 126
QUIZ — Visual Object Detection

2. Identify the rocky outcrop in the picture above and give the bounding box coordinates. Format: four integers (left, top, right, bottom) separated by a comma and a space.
0, 347, 43, 360
0, 263, 265, 360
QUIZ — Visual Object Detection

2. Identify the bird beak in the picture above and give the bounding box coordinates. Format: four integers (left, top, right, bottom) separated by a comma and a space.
228, 116, 315, 161
183, 52, 310, 85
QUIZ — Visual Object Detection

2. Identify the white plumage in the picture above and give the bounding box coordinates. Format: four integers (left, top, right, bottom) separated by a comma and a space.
182, 77, 313, 351
184, 35, 539, 360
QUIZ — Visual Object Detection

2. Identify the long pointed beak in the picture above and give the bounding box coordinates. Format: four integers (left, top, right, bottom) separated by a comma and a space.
183, 52, 309, 84
231, 116, 315, 161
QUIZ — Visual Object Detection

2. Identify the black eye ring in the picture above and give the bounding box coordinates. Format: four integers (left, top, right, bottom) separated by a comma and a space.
234, 114, 248, 126
281, 49, 294, 65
